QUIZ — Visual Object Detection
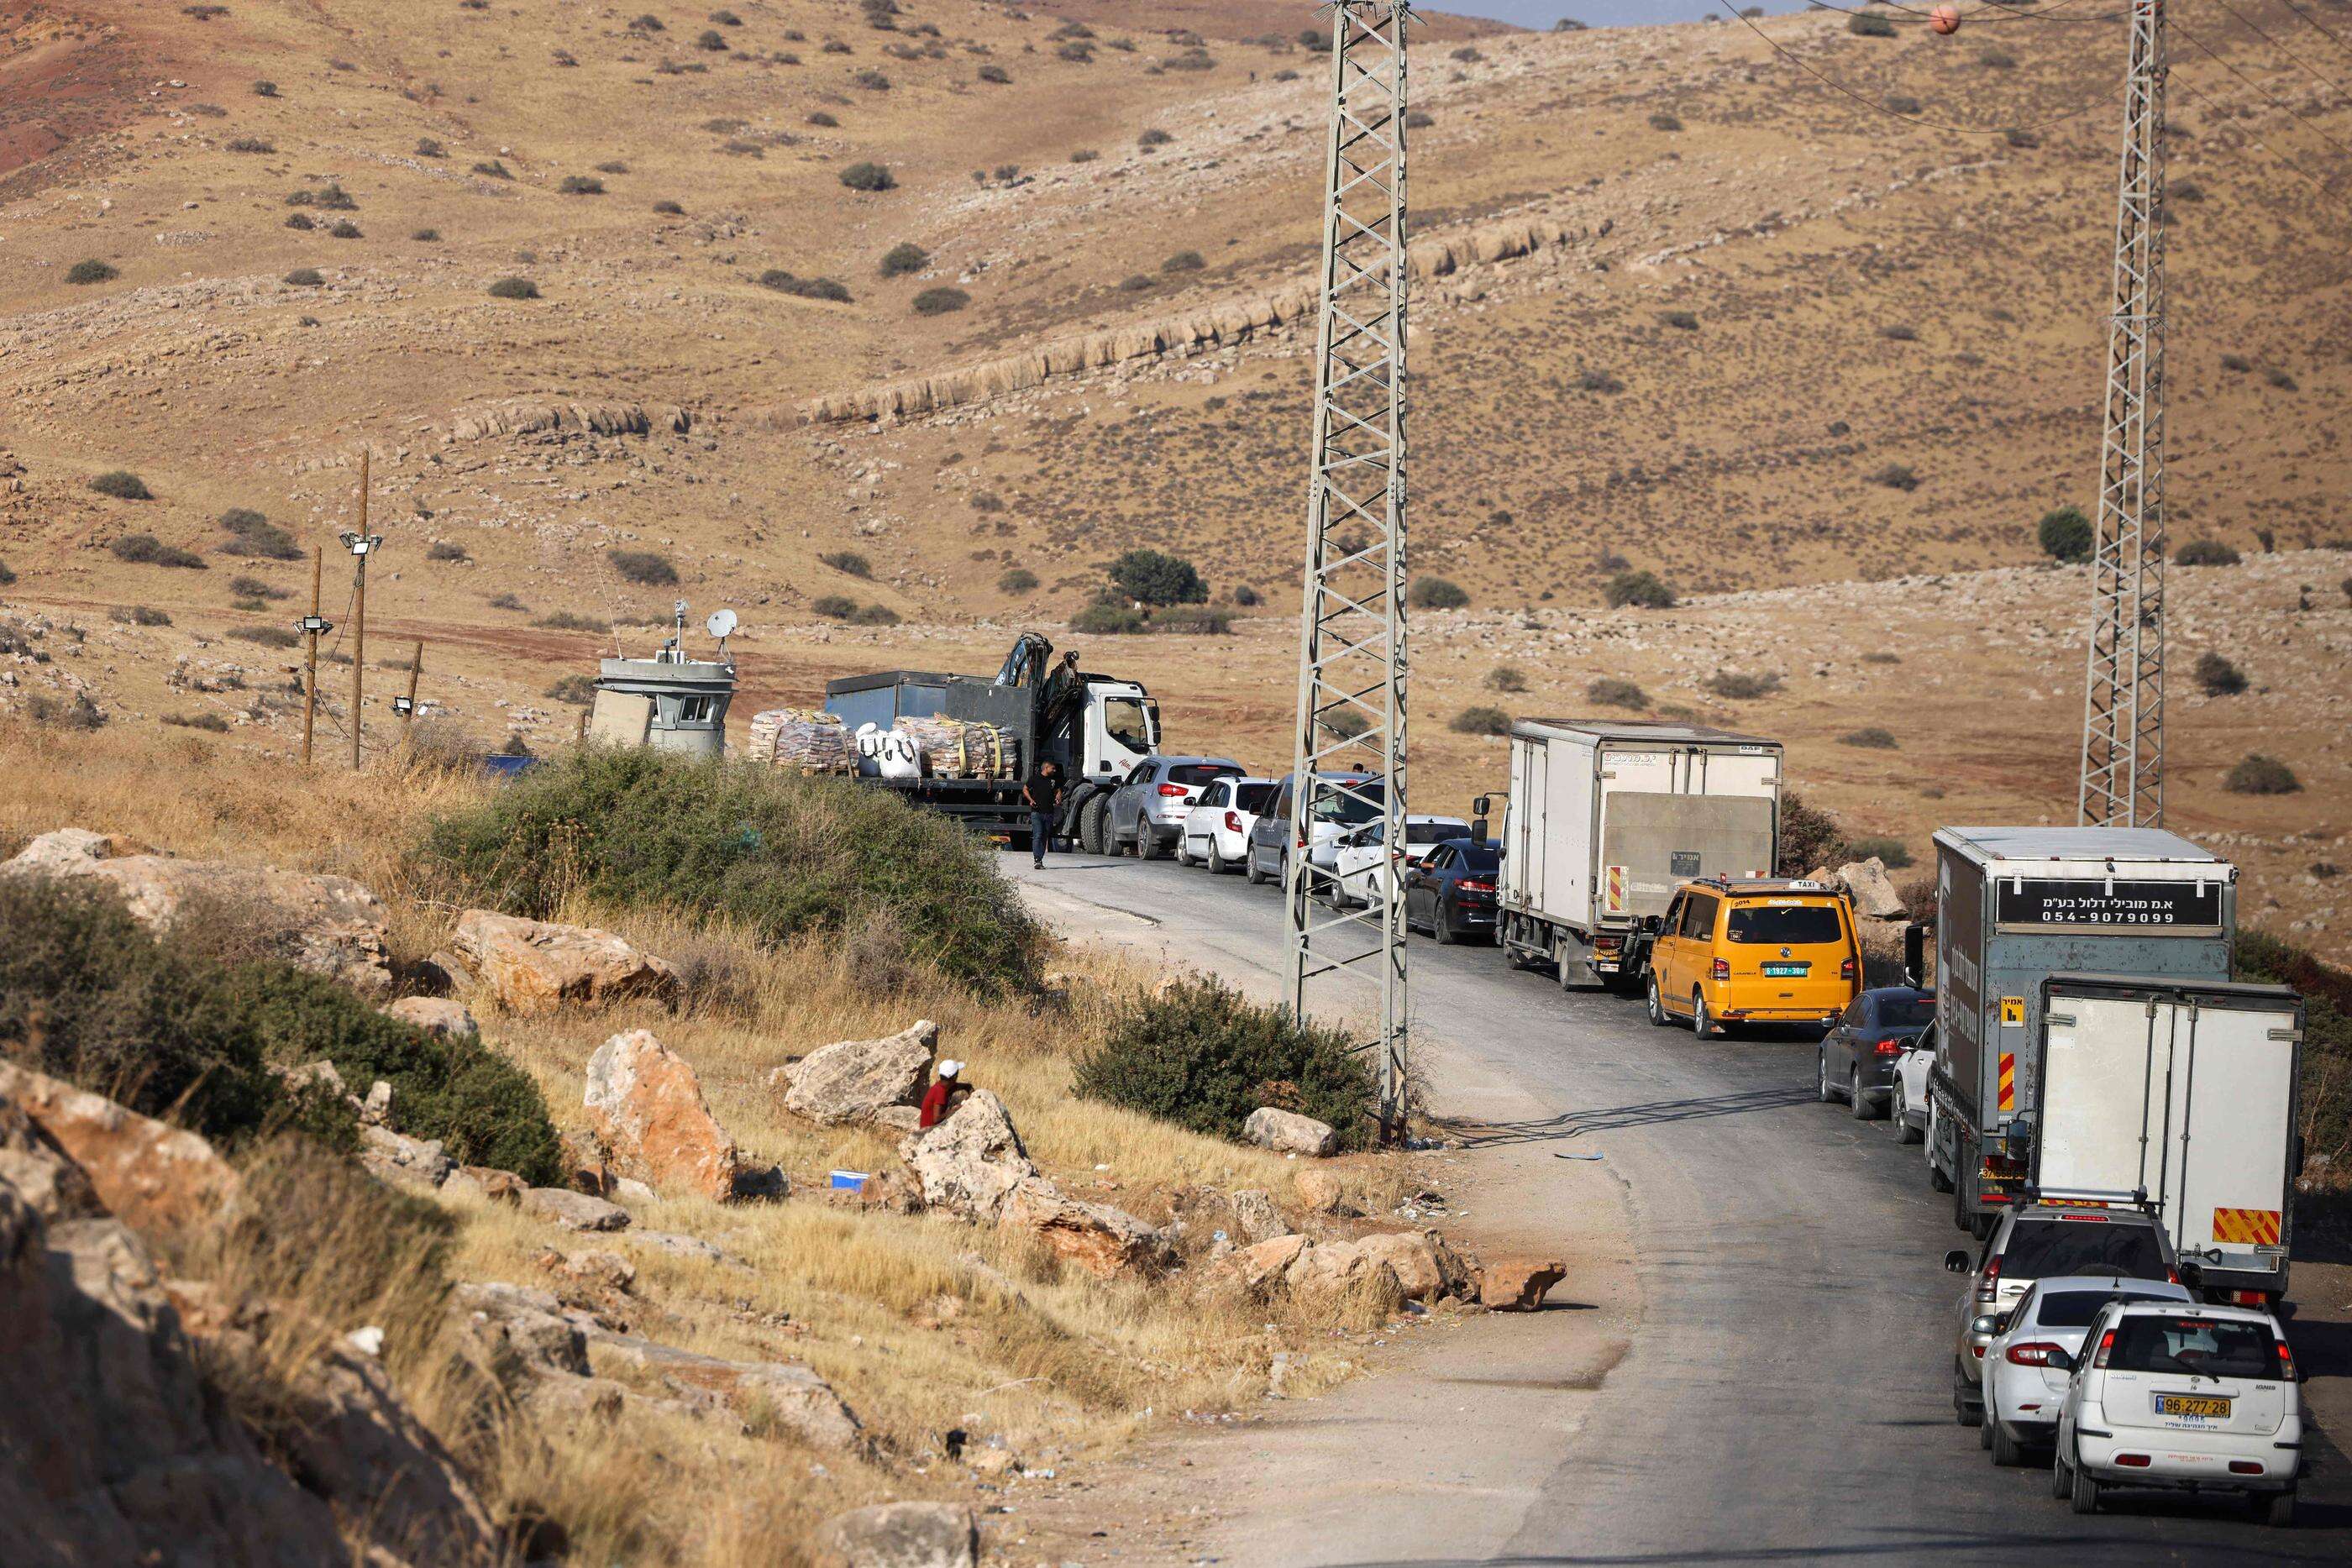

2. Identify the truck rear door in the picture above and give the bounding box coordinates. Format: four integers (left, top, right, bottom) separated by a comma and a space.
2169, 998, 2296, 1290
2036, 987, 2166, 1205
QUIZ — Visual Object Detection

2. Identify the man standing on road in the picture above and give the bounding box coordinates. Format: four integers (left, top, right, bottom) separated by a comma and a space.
1023, 761, 1065, 869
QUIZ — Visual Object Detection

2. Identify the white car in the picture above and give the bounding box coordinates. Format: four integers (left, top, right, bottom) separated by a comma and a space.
1982, 1275, 2192, 1466
1176, 776, 1275, 873
1329, 815, 1471, 908
1890, 1037, 1934, 1146
2052, 1298, 2302, 1524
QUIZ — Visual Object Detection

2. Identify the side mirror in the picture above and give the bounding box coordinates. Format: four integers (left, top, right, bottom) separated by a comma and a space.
1473, 794, 1491, 817
1944, 1250, 1972, 1274
2177, 1261, 2205, 1292
1471, 817, 1489, 846
2044, 1348, 2074, 1374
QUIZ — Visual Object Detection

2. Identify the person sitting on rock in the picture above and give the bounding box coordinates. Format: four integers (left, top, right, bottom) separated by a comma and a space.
918, 1059, 971, 1129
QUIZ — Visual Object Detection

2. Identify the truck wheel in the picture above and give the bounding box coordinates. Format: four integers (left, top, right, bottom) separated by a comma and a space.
1646, 974, 1672, 1027
1079, 796, 1107, 855
1555, 935, 1594, 991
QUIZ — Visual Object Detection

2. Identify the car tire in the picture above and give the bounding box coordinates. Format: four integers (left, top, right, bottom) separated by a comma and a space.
1692, 992, 1715, 1039
1244, 846, 1266, 884
1990, 1416, 2025, 1468
1953, 1361, 1979, 1425
1079, 795, 1108, 856
2052, 1447, 2074, 1499
1434, 909, 1457, 945
2260, 1488, 2297, 1529
1173, 834, 1194, 867
1850, 1067, 1876, 1120
1817, 1049, 1838, 1104
1893, 1082, 1924, 1145
1978, 1408, 1994, 1451
1206, 842, 1227, 875
2069, 1459, 2103, 1515
1646, 974, 1672, 1028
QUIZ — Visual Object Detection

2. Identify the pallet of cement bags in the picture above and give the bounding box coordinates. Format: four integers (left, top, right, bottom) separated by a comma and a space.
746, 708, 856, 774
893, 715, 1019, 780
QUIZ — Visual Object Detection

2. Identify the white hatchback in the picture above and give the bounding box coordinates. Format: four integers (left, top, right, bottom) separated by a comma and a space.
1177, 776, 1276, 873
1329, 815, 1470, 908
2052, 1298, 2302, 1525
1981, 1275, 2192, 1466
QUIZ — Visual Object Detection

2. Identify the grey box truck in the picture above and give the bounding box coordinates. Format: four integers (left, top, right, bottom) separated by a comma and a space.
1924, 826, 2237, 1238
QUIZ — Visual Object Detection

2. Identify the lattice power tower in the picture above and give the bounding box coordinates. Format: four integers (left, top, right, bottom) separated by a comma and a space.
2079, 0, 2170, 828
1286, 1, 1413, 1138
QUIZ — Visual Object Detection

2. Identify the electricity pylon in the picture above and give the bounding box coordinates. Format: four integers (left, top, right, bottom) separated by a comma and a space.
2079, 0, 2168, 828
1286, 1, 1411, 1140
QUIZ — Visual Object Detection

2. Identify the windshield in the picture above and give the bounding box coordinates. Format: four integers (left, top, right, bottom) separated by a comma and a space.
1168, 763, 1240, 787
1725, 903, 1846, 946
1882, 995, 1936, 1028
1234, 784, 1276, 814
2038, 1289, 2172, 1329
1406, 821, 1462, 844
1102, 697, 1152, 752
2108, 1316, 2284, 1380
1305, 778, 1385, 826
2003, 1219, 2168, 1282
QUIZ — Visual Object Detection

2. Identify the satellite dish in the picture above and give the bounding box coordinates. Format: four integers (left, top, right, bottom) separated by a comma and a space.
706, 608, 738, 640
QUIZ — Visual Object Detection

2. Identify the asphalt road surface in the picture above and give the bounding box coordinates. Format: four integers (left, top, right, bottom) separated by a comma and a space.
1010, 847, 2349, 1566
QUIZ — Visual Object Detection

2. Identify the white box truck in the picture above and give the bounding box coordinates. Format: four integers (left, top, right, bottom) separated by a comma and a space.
2034, 974, 2303, 1304
1494, 721, 1782, 988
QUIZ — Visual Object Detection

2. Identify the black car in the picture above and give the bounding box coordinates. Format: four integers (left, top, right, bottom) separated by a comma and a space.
1816, 986, 1935, 1120
1401, 838, 1501, 944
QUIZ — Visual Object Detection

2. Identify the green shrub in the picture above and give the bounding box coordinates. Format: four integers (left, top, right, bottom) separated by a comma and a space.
819, 549, 872, 577
1486, 665, 1528, 694
1231, 584, 1262, 607
1070, 602, 1147, 635
811, 594, 858, 620
228, 626, 301, 648
879, 241, 929, 276
1660, 309, 1698, 331
0, 559, 13, 586
222, 510, 302, 559
545, 674, 598, 705
1408, 576, 1469, 609
1648, 112, 1683, 132
760, 270, 853, 302
284, 267, 326, 286
1322, 707, 1371, 741
852, 603, 900, 627
2176, 538, 2241, 567
1162, 249, 1205, 273
110, 604, 171, 627
1777, 792, 1849, 876
608, 548, 679, 585
1839, 726, 1898, 749
2224, 753, 2299, 795
1074, 975, 1375, 1151
977, 63, 1010, 83
426, 540, 470, 564
2195, 651, 2246, 696
1848, 835, 1914, 869
2037, 506, 2093, 564
487, 276, 539, 299
559, 174, 606, 195
1138, 128, 1173, 148
1604, 569, 1675, 609
997, 567, 1039, 594
66, 260, 118, 285
415, 749, 1041, 994
253, 79, 278, 96
911, 286, 968, 315
1108, 548, 1207, 606
1449, 705, 1511, 736
161, 712, 231, 732
90, 469, 152, 501
839, 161, 895, 191
412, 228, 441, 242
109, 534, 207, 569
1849, 11, 1894, 34
533, 611, 602, 632
1707, 670, 1782, 700
1868, 462, 1920, 491
1149, 605, 1231, 636
227, 136, 274, 154
1587, 676, 1647, 708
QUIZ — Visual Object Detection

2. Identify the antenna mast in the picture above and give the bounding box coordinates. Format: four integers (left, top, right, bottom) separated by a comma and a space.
1287, 0, 1411, 1141
2079, 0, 2168, 827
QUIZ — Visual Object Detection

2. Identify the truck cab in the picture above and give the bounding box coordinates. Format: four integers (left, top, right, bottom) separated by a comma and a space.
1082, 679, 1158, 786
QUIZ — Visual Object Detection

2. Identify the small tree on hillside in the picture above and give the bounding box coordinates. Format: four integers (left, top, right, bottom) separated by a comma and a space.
1106, 548, 1207, 606
2038, 506, 2093, 564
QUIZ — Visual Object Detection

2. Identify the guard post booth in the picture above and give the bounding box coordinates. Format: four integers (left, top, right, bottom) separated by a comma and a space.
585, 602, 738, 758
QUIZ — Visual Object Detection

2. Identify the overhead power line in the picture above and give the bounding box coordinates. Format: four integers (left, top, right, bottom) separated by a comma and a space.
2265, 0, 2352, 63
2203, 0, 2352, 102
2171, 71, 2352, 201
2175, 17, 2352, 162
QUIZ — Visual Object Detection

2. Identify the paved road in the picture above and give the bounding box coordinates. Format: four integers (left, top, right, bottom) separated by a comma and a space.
1010, 849, 2350, 1565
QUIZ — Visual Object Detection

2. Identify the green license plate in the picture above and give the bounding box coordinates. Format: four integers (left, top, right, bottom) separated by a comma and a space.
1762, 962, 1809, 977
2156, 1393, 2231, 1419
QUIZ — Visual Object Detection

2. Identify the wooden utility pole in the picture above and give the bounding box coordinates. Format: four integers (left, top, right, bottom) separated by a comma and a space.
339, 449, 381, 772
300, 545, 324, 766
398, 639, 423, 737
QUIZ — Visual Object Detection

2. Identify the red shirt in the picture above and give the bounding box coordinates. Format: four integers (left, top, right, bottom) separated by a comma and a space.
919, 1080, 957, 1129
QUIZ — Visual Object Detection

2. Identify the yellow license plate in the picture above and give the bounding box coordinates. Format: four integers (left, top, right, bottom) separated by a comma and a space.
2155, 1394, 2231, 1419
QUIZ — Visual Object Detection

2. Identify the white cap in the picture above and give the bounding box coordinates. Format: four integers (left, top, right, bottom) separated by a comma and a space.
937, 1060, 962, 1079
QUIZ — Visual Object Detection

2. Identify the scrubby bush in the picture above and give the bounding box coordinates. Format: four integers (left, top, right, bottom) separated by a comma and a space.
1777, 792, 1849, 876
1604, 569, 1676, 609
1578, 368, 1625, 393
652, 200, 685, 215
911, 286, 968, 314
2225, 753, 2300, 795
0, 559, 14, 586
852, 603, 900, 627
819, 549, 871, 577
1074, 974, 1376, 1150
811, 594, 858, 620
997, 567, 1039, 594
416, 748, 1041, 994
1070, 602, 1147, 635
487, 276, 539, 299
1486, 665, 1528, 694
1408, 576, 1469, 609
1706, 669, 1782, 700
608, 548, 679, 585
2176, 538, 2241, 567
473, 160, 513, 180
1322, 707, 1370, 741
696, 28, 727, 50
1588, 677, 1646, 708
1162, 249, 1205, 273
1849, 11, 1895, 34
1660, 309, 1698, 331
222, 509, 302, 559
227, 136, 275, 153
533, 611, 603, 632
1868, 463, 1920, 491
111, 604, 172, 627
879, 240, 929, 276
1138, 128, 1173, 148
1449, 705, 1511, 736
228, 625, 301, 648
2038, 505, 2093, 563
1149, 605, 1231, 636
1108, 548, 1207, 606
2236, 931, 2352, 1172
1231, 584, 1262, 607
1839, 726, 1898, 749
253, 78, 279, 96
284, 267, 325, 286
286, 214, 315, 231
544, 674, 597, 705
978, 63, 1010, 83
2195, 651, 2246, 696
109, 534, 207, 569
161, 711, 231, 732
559, 174, 606, 195
760, 270, 853, 302
1648, 112, 1683, 132
1849, 835, 1914, 869
90, 470, 152, 501
66, 260, 118, 285
412, 228, 441, 242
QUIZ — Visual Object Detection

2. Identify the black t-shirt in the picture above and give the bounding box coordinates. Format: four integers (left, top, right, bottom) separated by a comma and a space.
1023, 774, 1065, 812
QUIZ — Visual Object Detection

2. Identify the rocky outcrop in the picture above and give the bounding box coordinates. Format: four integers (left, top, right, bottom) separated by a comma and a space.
1219, 1233, 1310, 1293
0, 1062, 240, 1239
1284, 1239, 1406, 1299
384, 996, 480, 1040
1478, 1256, 1567, 1312
359, 1125, 456, 1191
899, 1090, 1037, 1221
584, 1030, 778, 1202
1293, 1167, 1347, 1214
520, 1187, 631, 1232
816, 1502, 979, 1568
443, 398, 691, 443
3, 828, 392, 994
1243, 1106, 1339, 1157
1001, 1178, 1168, 1280
583, 1324, 863, 1451
450, 910, 679, 1017
800, 213, 1583, 424
1349, 1231, 1452, 1303
776, 1020, 937, 1127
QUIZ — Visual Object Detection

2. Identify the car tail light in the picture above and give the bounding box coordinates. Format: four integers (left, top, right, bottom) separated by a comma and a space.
1873, 1036, 1904, 1056
1458, 879, 1494, 894
2115, 1454, 2151, 1469
2006, 1341, 2063, 1366
1970, 1344, 1985, 1359
2277, 1341, 2297, 1381
2092, 1328, 2116, 1369
2166, 1266, 2180, 1285
1840, 957, 1856, 982
1976, 1255, 2003, 1304
2229, 1460, 2263, 1476
1225, 811, 1242, 833
1710, 957, 1730, 981
1595, 934, 1621, 952
1157, 783, 1188, 797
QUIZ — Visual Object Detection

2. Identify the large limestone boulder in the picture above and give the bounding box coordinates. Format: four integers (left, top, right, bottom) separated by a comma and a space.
383, 996, 479, 1041
1001, 1177, 1167, 1280
1228, 1188, 1286, 1244
3, 828, 392, 994
816, 1502, 978, 1568
584, 1030, 772, 1203
1478, 1256, 1567, 1313
520, 1187, 631, 1233
1243, 1106, 1339, 1157
1834, 856, 1907, 922
0, 1062, 240, 1240
450, 910, 679, 1017
359, 1125, 455, 1191
777, 1020, 937, 1126
582, 1323, 863, 1451
898, 1090, 1037, 1221
1350, 1231, 1448, 1303
1217, 1233, 1310, 1293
